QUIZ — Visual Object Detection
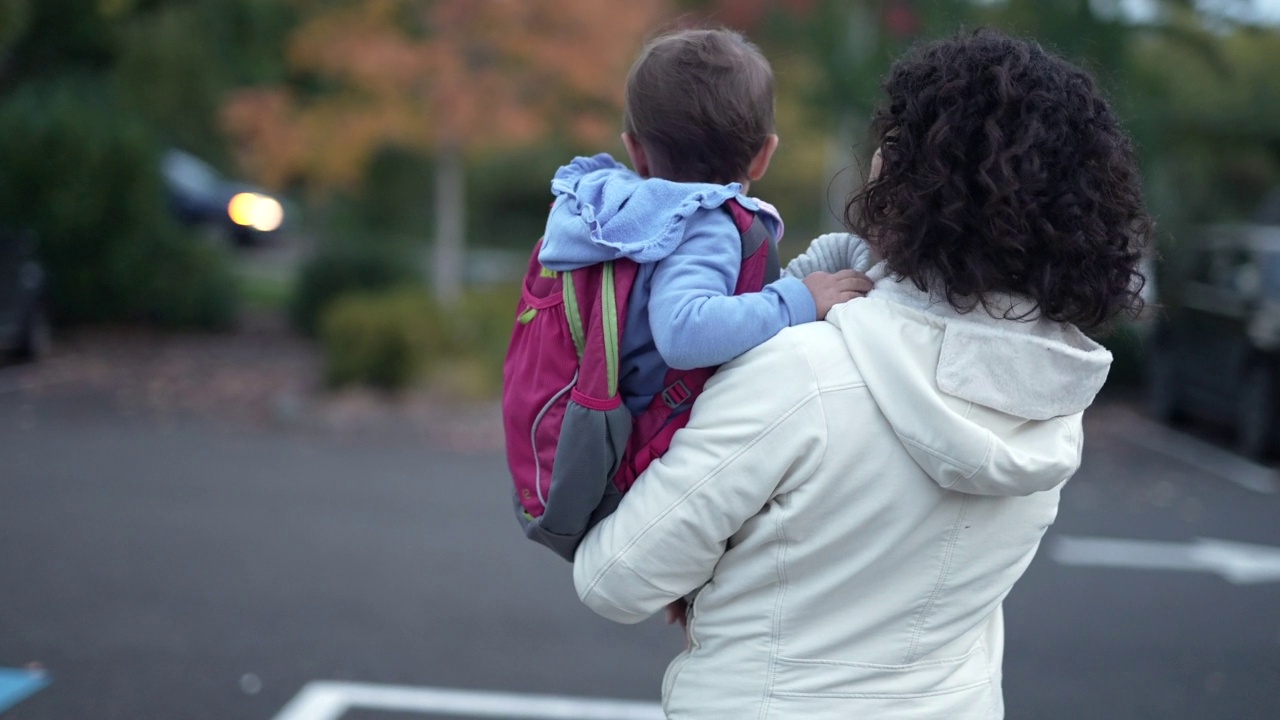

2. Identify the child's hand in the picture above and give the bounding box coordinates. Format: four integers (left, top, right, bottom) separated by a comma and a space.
665, 599, 688, 629
803, 269, 873, 319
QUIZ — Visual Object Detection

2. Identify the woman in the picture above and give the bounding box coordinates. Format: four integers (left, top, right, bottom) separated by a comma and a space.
573, 29, 1151, 719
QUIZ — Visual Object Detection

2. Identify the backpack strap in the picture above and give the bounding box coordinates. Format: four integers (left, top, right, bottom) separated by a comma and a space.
566, 259, 637, 403
614, 200, 781, 493
725, 197, 780, 289
736, 211, 779, 293
561, 271, 587, 358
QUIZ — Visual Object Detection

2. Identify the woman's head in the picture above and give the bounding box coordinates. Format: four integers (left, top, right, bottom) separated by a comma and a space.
847, 30, 1152, 330
623, 28, 776, 186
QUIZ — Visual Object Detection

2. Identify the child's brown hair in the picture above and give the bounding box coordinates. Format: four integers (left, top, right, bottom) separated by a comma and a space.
623, 28, 775, 185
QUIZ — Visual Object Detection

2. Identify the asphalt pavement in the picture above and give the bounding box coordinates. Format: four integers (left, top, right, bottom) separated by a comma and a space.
1, 393, 1278, 719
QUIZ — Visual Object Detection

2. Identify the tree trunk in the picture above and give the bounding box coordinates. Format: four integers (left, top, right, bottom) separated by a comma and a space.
433, 143, 465, 305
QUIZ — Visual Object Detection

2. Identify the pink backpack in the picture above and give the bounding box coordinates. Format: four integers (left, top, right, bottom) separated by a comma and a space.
502, 199, 779, 560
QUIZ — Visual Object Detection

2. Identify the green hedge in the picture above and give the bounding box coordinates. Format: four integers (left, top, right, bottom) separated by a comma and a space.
319, 284, 519, 394
290, 242, 422, 337
0, 78, 238, 329
320, 289, 448, 390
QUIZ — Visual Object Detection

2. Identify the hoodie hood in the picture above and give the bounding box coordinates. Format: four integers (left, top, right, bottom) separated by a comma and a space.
539, 153, 774, 269
828, 264, 1112, 496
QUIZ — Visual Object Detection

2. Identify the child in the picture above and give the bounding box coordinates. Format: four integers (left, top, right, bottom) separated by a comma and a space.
508, 27, 872, 561
538, 27, 869, 417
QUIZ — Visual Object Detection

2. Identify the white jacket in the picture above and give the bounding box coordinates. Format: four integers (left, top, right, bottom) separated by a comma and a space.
574, 265, 1112, 719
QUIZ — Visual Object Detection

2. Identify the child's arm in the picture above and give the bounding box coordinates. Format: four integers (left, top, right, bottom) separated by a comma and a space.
648, 212, 862, 371
783, 232, 873, 279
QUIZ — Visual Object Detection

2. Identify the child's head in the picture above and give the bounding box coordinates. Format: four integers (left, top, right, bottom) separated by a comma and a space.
847, 29, 1152, 331
623, 28, 777, 187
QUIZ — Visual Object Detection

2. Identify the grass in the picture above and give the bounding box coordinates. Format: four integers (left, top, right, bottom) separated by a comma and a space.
236, 268, 295, 314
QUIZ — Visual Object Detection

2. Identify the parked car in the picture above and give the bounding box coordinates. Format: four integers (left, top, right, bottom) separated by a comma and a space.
0, 227, 51, 362
161, 149, 286, 246
1146, 223, 1280, 458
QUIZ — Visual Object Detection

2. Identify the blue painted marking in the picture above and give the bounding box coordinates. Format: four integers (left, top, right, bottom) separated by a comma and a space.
0, 667, 50, 713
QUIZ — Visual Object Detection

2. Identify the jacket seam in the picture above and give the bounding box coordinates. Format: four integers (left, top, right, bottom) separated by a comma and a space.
770, 678, 991, 700
759, 494, 791, 720
578, 385, 823, 602
616, 557, 670, 595
980, 632, 1000, 716
903, 496, 970, 663
966, 434, 995, 481
1058, 415, 1082, 469
759, 345, 838, 720
896, 434, 980, 482
776, 644, 980, 669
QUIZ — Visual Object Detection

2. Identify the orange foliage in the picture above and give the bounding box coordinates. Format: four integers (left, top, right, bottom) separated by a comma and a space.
223, 0, 671, 191
705, 0, 816, 31
221, 88, 310, 190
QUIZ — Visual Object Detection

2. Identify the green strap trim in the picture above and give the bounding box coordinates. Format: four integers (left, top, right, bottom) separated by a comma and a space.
517, 307, 537, 325
602, 262, 620, 398
562, 272, 586, 358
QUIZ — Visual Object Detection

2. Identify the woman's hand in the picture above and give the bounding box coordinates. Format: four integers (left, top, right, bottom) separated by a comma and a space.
803, 270, 874, 319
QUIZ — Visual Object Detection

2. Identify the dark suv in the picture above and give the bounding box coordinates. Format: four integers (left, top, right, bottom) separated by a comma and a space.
1146, 224, 1280, 458
0, 227, 50, 362
161, 149, 286, 246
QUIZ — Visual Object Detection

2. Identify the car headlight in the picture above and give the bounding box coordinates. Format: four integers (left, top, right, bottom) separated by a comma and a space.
228, 192, 285, 232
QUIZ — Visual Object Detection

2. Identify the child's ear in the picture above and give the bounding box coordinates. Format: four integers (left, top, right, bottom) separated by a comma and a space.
747, 134, 780, 182
622, 133, 651, 178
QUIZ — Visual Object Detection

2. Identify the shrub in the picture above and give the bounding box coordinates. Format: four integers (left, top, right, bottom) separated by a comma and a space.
290, 242, 422, 336
237, 270, 294, 313
318, 284, 520, 395
141, 239, 240, 329
0, 78, 238, 328
444, 283, 520, 393
1096, 321, 1149, 390
319, 289, 447, 390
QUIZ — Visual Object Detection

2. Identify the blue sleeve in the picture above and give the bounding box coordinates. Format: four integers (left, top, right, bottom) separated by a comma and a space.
648, 209, 818, 371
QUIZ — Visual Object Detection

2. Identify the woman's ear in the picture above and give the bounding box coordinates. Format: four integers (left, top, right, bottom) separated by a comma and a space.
622, 133, 651, 178
869, 146, 885, 183
747, 134, 780, 182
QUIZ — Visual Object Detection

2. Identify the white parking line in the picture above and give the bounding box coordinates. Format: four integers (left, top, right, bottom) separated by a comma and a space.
1109, 408, 1280, 494
272, 682, 664, 720
1051, 535, 1280, 584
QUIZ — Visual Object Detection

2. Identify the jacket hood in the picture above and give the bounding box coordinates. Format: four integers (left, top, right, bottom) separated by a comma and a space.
540, 153, 773, 268
828, 264, 1112, 496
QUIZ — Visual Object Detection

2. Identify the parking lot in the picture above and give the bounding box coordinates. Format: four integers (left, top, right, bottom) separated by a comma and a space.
2, 380, 1279, 719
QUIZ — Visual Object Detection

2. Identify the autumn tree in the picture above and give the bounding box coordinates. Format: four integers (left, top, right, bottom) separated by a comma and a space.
224, 0, 670, 303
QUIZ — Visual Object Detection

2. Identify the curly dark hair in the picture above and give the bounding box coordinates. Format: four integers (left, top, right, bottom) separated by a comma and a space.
846, 29, 1152, 330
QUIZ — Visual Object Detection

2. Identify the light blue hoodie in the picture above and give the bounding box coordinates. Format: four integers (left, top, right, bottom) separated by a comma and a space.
538, 154, 816, 414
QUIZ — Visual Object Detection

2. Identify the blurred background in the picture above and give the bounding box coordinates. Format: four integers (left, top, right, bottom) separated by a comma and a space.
2, 1, 1280, 719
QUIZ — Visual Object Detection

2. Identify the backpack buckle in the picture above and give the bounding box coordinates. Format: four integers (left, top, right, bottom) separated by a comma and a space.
661, 379, 692, 409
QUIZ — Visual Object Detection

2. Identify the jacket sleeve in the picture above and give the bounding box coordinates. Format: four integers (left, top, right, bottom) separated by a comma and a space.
782, 233, 874, 279
648, 209, 817, 370
573, 333, 828, 624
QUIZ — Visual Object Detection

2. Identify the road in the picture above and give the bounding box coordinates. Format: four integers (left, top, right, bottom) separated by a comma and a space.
1, 394, 1278, 719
